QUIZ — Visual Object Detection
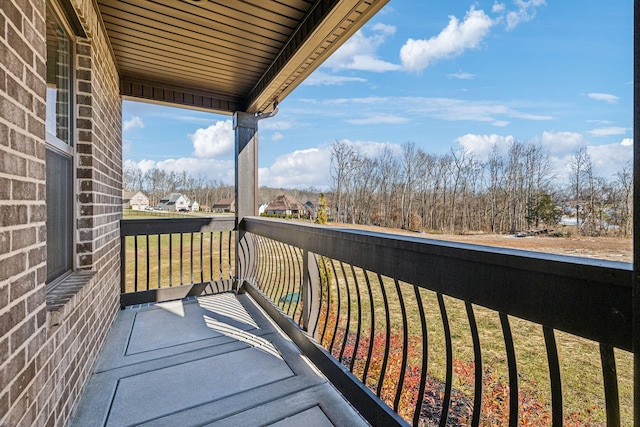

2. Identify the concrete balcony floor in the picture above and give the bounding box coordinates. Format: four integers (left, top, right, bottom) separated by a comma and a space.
70, 293, 368, 426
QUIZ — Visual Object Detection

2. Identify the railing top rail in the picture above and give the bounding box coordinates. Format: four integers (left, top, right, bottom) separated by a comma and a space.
242, 216, 633, 351
121, 216, 236, 236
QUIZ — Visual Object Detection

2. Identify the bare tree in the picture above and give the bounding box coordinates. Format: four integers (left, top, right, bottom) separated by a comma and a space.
568, 147, 591, 234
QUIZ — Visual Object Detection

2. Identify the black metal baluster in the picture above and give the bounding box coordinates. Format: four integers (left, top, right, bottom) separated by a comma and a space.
349, 265, 363, 374
199, 232, 204, 284
499, 312, 518, 427
293, 247, 304, 325
362, 270, 376, 386
542, 326, 562, 426
376, 273, 391, 398
134, 235, 139, 292
412, 286, 429, 427
145, 234, 150, 290
600, 343, 621, 427
282, 242, 296, 315
209, 232, 213, 282
169, 233, 173, 287
318, 256, 331, 344
218, 231, 224, 281
179, 233, 184, 286
274, 240, 287, 304
338, 262, 353, 367
465, 302, 482, 427
267, 238, 279, 298
437, 293, 453, 427
328, 259, 342, 356
393, 279, 409, 412
157, 234, 161, 289
189, 232, 194, 285
227, 230, 233, 279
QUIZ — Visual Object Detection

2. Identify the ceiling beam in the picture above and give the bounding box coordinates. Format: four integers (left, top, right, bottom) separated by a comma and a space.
120, 76, 241, 115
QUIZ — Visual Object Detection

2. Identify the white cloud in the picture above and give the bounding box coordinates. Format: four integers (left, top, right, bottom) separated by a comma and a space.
124, 159, 157, 175
259, 148, 331, 189
588, 126, 629, 137
455, 133, 515, 160
492, 2, 506, 13
541, 131, 585, 155
347, 114, 411, 125
272, 132, 284, 142
586, 140, 633, 178
372, 23, 397, 35
191, 119, 234, 158
457, 132, 629, 181
126, 157, 235, 184
123, 116, 144, 131
303, 71, 367, 86
400, 7, 493, 72
324, 26, 401, 72
587, 92, 620, 104
408, 97, 552, 124
261, 120, 293, 131
505, 0, 546, 31
446, 71, 476, 80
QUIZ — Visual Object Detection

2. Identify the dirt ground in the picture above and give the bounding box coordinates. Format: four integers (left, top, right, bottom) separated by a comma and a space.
328, 223, 632, 263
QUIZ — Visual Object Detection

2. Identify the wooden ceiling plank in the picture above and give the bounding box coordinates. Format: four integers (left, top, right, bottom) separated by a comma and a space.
100, 14, 276, 64
115, 51, 257, 91
99, 2, 283, 55
108, 35, 266, 77
103, 24, 272, 68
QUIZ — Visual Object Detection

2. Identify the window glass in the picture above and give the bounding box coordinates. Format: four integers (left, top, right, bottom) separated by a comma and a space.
46, 11, 72, 147
45, 3, 74, 284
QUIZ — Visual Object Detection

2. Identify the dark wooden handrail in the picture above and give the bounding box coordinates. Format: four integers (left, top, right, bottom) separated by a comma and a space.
242, 216, 633, 351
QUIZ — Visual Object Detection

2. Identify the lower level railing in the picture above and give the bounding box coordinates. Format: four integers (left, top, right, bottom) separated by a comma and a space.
239, 217, 634, 427
120, 217, 236, 307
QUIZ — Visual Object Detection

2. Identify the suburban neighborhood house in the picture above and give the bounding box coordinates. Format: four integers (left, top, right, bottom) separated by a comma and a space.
212, 197, 235, 213
157, 192, 190, 211
265, 194, 307, 218
122, 190, 149, 210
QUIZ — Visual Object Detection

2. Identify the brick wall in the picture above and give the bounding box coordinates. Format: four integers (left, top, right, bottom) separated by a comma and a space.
0, 0, 122, 425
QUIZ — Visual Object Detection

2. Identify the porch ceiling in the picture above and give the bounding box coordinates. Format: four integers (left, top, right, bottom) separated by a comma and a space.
96, 0, 388, 114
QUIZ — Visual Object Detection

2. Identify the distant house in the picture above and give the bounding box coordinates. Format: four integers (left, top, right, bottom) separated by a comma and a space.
123, 191, 149, 210
304, 201, 317, 221
158, 193, 191, 211
258, 203, 268, 215
265, 194, 306, 217
190, 201, 200, 212
213, 198, 235, 213
200, 205, 211, 213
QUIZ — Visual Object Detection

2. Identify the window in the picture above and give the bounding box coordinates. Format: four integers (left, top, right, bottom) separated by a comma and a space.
45, 4, 75, 284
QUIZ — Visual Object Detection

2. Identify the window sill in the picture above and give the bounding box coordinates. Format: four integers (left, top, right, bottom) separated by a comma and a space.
46, 270, 97, 327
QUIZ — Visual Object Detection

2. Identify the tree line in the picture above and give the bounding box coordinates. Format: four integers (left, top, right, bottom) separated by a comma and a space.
329, 140, 632, 237
124, 167, 320, 210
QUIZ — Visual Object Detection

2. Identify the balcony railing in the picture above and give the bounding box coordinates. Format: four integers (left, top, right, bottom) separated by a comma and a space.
239, 217, 633, 427
120, 216, 634, 426
120, 217, 236, 307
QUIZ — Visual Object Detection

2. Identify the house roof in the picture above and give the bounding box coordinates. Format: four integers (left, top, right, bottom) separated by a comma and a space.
266, 194, 305, 212
159, 193, 188, 203
123, 190, 147, 201
96, 0, 388, 114
213, 198, 235, 207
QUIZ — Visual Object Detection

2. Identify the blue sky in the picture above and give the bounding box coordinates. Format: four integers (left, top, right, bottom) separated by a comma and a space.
123, 0, 632, 189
